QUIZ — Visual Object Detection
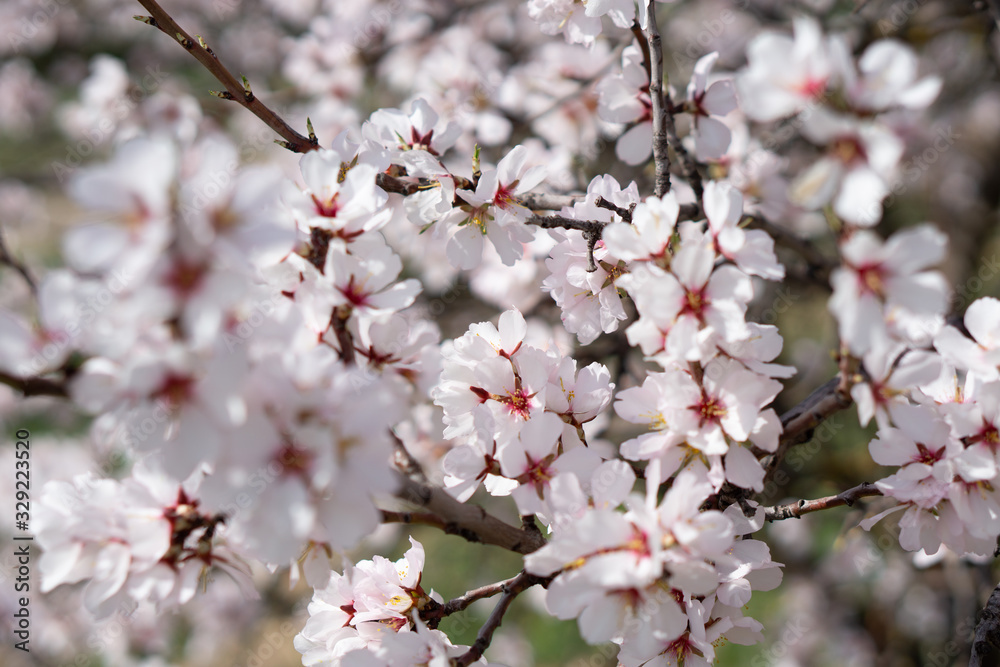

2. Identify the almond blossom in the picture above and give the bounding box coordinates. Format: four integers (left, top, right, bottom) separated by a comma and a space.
617, 229, 754, 365
829, 224, 949, 355
686, 52, 738, 161
442, 144, 545, 268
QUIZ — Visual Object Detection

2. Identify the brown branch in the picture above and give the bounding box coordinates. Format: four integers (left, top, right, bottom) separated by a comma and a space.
331, 305, 355, 365
763, 482, 882, 522
0, 224, 36, 295
518, 192, 584, 211
452, 571, 544, 667
595, 196, 635, 222
391, 473, 546, 555
971, 582, 1000, 667
133, 0, 317, 153
525, 214, 606, 237
643, 1, 671, 198
0, 371, 69, 398
422, 574, 523, 623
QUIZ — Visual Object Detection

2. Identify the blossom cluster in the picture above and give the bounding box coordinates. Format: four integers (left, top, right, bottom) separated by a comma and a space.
3, 2, 998, 666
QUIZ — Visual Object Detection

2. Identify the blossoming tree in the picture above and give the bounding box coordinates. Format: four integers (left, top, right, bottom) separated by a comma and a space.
2, 0, 1000, 665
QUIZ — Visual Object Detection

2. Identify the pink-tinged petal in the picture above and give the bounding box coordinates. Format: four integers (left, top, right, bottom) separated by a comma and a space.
665, 314, 704, 362
702, 79, 738, 116
885, 272, 948, 315
884, 225, 948, 274
485, 221, 526, 266
934, 326, 989, 376
852, 383, 876, 427
597, 78, 647, 123
707, 263, 754, 304
694, 116, 732, 161
859, 504, 906, 531
789, 157, 841, 209
62, 223, 131, 274
954, 445, 997, 482
898, 77, 942, 108
966, 297, 1000, 349
724, 445, 765, 491
39, 541, 85, 592
749, 409, 782, 452
615, 122, 653, 166
894, 403, 951, 446
498, 309, 527, 353
890, 350, 943, 390
516, 164, 547, 195
299, 149, 343, 202
834, 165, 888, 227
409, 98, 438, 133
367, 279, 422, 312
671, 236, 715, 290
447, 225, 485, 270
668, 559, 719, 596
869, 426, 916, 466
703, 181, 743, 231
84, 542, 130, 608
497, 145, 528, 186
165, 407, 221, 479
603, 221, 649, 261
689, 52, 719, 96
520, 412, 564, 460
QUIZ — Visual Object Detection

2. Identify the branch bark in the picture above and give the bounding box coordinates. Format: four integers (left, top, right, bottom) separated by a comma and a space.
0, 224, 36, 295
643, 1, 672, 198
390, 473, 546, 555
134, 0, 318, 153
0, 371, 69, 398
452, 571, 545, 667
763, 482, 882, 521
971, 582, 1000, 667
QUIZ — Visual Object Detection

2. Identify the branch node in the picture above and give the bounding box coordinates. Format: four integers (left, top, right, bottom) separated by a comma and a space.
133, 14, 157, 26
175, 32, 192, 48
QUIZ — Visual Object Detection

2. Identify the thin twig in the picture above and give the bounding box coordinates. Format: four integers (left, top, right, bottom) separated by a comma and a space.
643, 1, 671, 198
525, 214, 605, 236
763, 482, 882, 521
0, 225, 37, 295
133, 0, 317, 153
595, 196, 635, 222
452, 571, 544, 667
438, 575, 520, 617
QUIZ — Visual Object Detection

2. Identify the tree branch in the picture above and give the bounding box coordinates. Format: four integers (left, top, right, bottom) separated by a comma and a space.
518, 192, 585, 211
763, 482, 882, 521
643, 1, 671, 198
0, 371, 69, 398
0, 224, 37, 295
971, 582, 1000, 667
452, 571, 544, 667
133, 0, 318, 153
390, 473, 546, 555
